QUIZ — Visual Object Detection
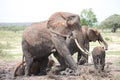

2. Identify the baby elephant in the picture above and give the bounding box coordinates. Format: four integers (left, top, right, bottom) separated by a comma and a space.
92, 46, 106, 73
14, 58, 55, 77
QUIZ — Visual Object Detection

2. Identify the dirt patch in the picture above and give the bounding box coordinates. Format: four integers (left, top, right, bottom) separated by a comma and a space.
0, 59, 120, 80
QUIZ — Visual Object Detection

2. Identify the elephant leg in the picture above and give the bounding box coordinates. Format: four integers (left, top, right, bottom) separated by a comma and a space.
77, 51, 88, 65
93, 56, 98, 70
25, 55, 33, 76
22, 40, 33, 76
39, 57, 49, 75
78, 43, 89, 65
53, 51, 67, 72
100, 57, 105, 72
51, 35, 77, 71
77, 51, 82, 63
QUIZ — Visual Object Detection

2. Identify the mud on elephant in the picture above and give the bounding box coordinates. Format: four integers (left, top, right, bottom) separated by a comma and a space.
14, 57, 55, 77
92, 46, 106, 73
77, 26, 108, 65
22, 12, 88, 76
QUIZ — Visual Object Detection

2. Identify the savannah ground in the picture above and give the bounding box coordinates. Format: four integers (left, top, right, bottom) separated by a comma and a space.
0, 29, 120, 80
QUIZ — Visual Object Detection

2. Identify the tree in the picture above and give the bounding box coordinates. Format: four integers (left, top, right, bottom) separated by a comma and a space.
100, 14, 120, 32
80, 8, 98, 27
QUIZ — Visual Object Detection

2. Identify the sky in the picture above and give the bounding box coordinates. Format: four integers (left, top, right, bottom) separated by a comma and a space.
0, 0, 120, 23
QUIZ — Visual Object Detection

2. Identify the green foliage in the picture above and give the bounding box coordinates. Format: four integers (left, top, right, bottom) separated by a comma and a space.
80, 8, 98, 27
105, 37, 112, 42
99, 14, 120, 32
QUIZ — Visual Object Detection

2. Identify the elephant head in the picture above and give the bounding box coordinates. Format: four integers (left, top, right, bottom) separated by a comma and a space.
85, 26, 108, 50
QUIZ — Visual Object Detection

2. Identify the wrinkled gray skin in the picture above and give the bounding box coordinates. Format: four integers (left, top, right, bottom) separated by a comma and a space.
47, 12, 87, 73
22, 12, 87, 76
92, 46, 106, 73
77, 26, 108, 65
22, 21, 51, 76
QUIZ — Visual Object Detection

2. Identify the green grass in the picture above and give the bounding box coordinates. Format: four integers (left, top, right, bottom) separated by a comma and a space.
0, 51, 22, 60
114, 61, 120, 66
0, 51, 14, 59
0, 31, 22, 43
11, 52, 22, 57
106, 51, 120, 55
0, 30, 23, 59
106, 50, 120, 66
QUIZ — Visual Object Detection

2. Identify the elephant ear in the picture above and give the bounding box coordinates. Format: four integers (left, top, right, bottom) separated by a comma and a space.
47, 12, 81, 37
93, 29, 99, 36
87, 28, 99, 41
66, 15, 80, 27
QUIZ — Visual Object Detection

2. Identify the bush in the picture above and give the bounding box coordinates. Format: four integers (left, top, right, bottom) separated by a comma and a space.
0, 25, 26, 32
105, 37, 112, 42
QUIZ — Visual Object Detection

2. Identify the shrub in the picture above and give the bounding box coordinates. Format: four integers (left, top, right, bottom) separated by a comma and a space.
105, 37, 112, 42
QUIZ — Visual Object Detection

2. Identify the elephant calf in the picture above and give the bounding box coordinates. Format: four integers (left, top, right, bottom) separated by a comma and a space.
92, 46, 106, 73
14, 58, 55, 77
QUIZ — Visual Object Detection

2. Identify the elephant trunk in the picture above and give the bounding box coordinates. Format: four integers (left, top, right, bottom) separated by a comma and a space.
98, 34, 108, 50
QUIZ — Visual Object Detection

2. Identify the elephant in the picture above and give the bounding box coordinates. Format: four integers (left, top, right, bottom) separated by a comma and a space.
14, 57, 55, 77
22, 12, 88, 76
47, 12, 88, 73
92, 46, 106, 73
77, 26, 108, 65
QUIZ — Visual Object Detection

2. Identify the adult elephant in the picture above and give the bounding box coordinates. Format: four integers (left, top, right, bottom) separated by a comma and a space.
22, 21, 52, 76
22, 12, 87, 76
47, 12, 88, 73
77, 26, 108, 65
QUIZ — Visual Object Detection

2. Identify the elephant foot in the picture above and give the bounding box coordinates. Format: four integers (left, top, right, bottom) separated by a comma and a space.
78, 58, 87, 65
25, 73, 31, 76
60, 68, 80, 76
52, 65, 66, 75
38, 70, 47, 76
25, 71, 31, 76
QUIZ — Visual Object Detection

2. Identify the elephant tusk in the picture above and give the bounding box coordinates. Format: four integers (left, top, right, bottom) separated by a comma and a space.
74, 39, 89, 54
85, 49, 89, 53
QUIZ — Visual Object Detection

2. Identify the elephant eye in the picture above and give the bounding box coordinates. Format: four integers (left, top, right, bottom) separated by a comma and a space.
67, 16, 75, 21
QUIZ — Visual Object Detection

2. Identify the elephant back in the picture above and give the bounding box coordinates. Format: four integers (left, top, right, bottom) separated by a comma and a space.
22, 21, 52, 46
92, 46, 105, 56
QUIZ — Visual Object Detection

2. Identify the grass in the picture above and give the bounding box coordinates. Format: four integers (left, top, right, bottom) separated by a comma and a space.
0, 31, 22, 43
107, 51, 120, 55
0, 30, 23, 59
0, 50, 14, 59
